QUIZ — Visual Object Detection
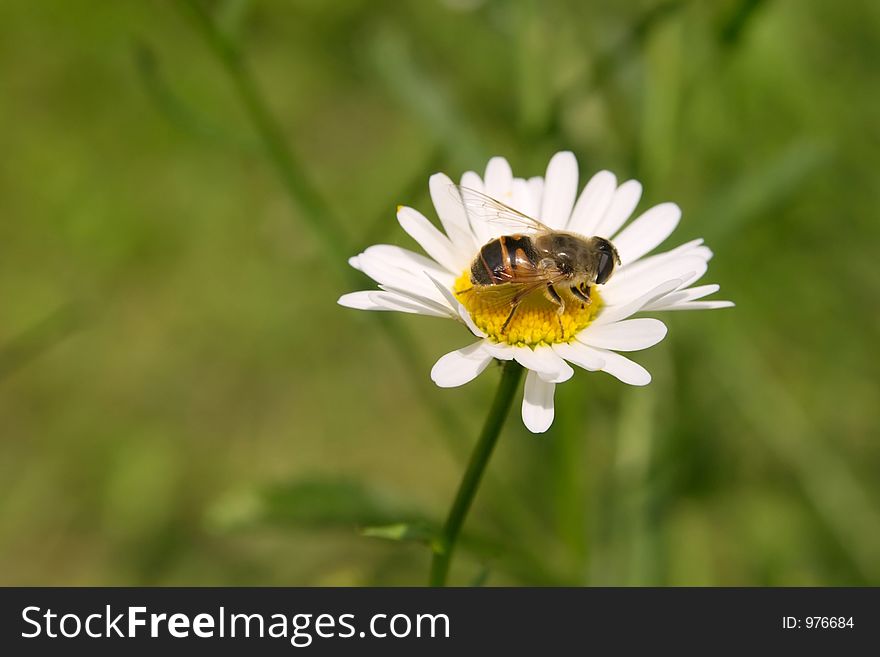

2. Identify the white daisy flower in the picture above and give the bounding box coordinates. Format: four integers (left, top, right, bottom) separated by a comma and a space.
339, 152, 733, 433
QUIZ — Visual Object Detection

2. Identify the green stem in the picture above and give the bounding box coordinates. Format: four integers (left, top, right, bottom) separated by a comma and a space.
178, 0, 350, 267
173, 1, 473, 449
173, 4, 536, 558
429, 361, 524, 586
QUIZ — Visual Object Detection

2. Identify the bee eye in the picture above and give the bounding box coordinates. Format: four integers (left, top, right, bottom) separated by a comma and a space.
595, 252, 615, 285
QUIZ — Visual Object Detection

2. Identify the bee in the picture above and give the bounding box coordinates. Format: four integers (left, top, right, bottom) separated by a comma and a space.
454, 187, 621, 336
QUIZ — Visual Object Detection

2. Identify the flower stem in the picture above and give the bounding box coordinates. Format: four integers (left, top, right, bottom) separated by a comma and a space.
429, 360, 524, 586
177, 0, 350, 266
172, 0, 476, 459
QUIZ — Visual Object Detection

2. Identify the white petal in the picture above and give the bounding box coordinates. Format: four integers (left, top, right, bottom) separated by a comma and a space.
461, 170, 491, 246
621, 238, 709, 275
533, 347, 575, 383
348, 256, 363, 271
593, 279, 682, 325
338, 291, 383, 310
359, 244, 452, 281
540, 151, 578, 229
337, 291, 448, 317
651, 300, 735, 311
430, 173, 477, 253
567, 170, 617, 235
482, 341, 515, 360
660, 283, 720, 303
552, 341, 604, 371
511, 178, 539, 218
522, 370, 555, 433
612, 202, 681, 265
431, 342, 493, 388
641, 283, 722, 311
606, 239, 712, 302
397, 206, 463, 272
357, 246, 455, 306
538, 362, 574, 384
458, 304, 487, 337
511, 345, 571, 381
484, 156, 514, 200
527, 176, 544, 213
483, 165, 528, 240
369, 291, 451, 316
578, 345, 652, 386
578, 318, 667, 351
604, 255, 707, 306
594, 180, 643, 238
460, 171, 484, 191
424, 273, 464, 314
377, 286, 455, 316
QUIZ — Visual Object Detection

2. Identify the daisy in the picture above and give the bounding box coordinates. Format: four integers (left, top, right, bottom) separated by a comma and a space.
339, 152, 732, 433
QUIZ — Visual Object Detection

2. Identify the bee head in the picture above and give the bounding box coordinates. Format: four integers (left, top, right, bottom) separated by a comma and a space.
592, 237, 620, 285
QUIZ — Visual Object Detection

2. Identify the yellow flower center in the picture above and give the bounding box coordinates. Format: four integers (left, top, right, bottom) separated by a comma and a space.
454, 271, 603, 347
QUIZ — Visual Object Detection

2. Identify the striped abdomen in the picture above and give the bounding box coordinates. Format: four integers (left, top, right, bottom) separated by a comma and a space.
470, 234, 539, 285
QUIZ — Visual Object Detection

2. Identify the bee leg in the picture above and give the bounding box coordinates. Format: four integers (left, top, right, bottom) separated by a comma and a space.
572, 284, 591, 305
500, 300, 522, 334
545, 283, 563, 306
545, 283, 566, 339
454, 286, 474, 296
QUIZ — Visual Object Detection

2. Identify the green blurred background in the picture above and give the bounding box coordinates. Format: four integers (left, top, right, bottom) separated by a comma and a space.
1, 0, 878, 586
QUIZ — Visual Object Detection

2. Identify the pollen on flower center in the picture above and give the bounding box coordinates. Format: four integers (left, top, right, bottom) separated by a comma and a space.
454, 271, 603, 347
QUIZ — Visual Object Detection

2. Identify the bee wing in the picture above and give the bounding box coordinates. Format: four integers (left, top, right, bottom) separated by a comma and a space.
455, 268, 571, 312
452, 185, 553, 234
455, 281, 546, 315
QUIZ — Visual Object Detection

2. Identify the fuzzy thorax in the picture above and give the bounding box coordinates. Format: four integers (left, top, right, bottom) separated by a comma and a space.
454, 271, 603, 347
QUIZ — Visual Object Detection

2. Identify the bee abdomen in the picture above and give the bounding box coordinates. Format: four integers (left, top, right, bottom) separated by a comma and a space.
471, 234, 538, 285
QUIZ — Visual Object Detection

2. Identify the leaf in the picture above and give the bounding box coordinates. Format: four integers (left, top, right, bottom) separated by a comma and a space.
0, 303, 85, 383
205, 478, 567, 584
206, 477, 426, 533
360, 522, 436, 544
470, 566, 491, 587
719, 0, 767, 46
216, 0, 252, 44
132, 42, 256, 150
